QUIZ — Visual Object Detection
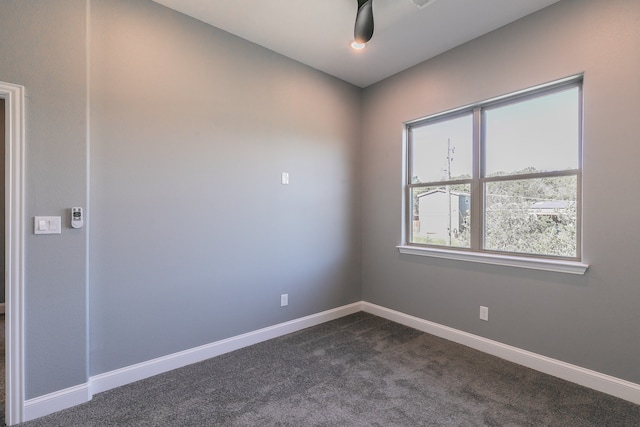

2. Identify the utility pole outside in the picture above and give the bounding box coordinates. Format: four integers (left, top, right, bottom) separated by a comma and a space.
446, 138, 454, 245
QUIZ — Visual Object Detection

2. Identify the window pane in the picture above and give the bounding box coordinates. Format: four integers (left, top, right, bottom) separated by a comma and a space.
410, 114, 473, 184
484, 176, 577, 257
411, 185, 471, 248
484, 87, 579, 177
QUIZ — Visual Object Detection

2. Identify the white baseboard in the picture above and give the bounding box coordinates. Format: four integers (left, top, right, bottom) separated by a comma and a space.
362, 302, 640, 405
23, 302, 362, 422
89, 302, 363, 396
21, 300, 640, 423
23, 383, 90, 422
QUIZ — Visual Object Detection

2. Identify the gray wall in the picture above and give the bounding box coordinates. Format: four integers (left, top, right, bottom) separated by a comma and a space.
88, 0, 362, 375
362, 0, 640, 383
0, 0, 361, 399
0, 1, 89, 398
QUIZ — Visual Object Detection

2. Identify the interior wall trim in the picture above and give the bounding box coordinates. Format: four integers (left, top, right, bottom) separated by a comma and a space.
88, 302, 362, 396
23, 302, 362, 421
21, 301, 640, 422
0, 81, 26, 427
361, 302, 640, 406
23, 384, 90, 423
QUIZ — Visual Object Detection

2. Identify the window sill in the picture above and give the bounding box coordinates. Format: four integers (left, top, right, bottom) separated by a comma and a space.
396, 245, 588, 275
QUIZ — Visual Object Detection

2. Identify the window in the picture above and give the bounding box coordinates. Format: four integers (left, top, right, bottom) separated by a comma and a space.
405, 77, 582, 262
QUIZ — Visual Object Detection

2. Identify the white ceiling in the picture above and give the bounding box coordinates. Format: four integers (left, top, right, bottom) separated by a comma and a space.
152, 0, 561, 88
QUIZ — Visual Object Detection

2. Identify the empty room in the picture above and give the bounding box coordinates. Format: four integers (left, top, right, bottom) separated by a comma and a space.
1, 0, 640, 425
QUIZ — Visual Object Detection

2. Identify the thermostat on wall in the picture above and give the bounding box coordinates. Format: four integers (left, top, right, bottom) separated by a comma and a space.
71, 207, 83, 228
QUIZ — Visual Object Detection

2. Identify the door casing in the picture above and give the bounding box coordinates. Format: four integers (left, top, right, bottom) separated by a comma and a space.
1, 81, 26, 426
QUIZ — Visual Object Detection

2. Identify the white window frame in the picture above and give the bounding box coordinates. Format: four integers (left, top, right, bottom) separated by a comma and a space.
398, 75, 588, 275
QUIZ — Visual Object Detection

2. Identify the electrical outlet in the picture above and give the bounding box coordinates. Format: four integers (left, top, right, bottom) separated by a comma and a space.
480, 306, 489, 321
280, 294, 288, 307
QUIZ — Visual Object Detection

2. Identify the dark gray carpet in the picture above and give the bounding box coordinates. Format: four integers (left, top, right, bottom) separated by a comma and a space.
0, 314, 4, 425
16, 312, 640, 426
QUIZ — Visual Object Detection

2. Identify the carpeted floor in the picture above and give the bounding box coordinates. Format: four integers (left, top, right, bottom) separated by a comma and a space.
15, 312, 640, 426
0, 314, 4, 425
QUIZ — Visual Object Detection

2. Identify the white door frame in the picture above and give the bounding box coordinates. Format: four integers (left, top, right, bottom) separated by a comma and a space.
1, 81, 26, 425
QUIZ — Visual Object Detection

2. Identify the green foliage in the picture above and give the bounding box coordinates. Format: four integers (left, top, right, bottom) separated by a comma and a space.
412, 173, 577, 257
484, 175, 577, 257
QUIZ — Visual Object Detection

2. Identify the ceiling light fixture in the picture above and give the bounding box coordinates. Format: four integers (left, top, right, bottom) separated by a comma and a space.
354, 0, 374, 44
351, 0, 435, 48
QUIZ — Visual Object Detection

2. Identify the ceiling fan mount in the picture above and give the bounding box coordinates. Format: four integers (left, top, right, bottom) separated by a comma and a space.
353, 0, 436, 46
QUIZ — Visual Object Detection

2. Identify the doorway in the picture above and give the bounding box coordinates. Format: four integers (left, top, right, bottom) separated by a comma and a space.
0, 81, 26, 426
0, 96, 5, 423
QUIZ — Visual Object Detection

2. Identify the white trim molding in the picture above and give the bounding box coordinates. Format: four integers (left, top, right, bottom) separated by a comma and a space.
88, 303, 362, 396
362, 302, 640, 405
1, 81, 26, 426
21, 301, 640, 422
23, 303, 362, 421
397, 245, 589, 275
23, 384, 90, 423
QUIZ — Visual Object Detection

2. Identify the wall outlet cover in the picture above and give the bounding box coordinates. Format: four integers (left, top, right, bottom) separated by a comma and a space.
480, 306, 489, 321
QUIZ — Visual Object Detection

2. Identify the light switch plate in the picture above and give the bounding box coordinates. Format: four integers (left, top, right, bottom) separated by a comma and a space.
34, 216, 61, 235
281, 172, 289, 185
